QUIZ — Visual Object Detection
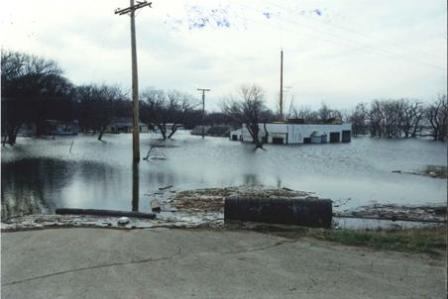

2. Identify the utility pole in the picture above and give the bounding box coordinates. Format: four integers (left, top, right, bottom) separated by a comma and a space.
115, 0, 152, 162
197, 88, 210, 139
279, 49, 284, 121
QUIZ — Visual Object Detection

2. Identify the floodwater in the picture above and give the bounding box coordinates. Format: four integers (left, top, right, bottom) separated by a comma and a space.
1, 131, 447, 219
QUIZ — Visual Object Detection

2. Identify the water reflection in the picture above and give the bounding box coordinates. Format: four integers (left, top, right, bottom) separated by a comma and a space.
1, 159, 126, 219
1, 159, 69, 219
132, 162, 139, 212
243, 174, 259, 185
1, 132, 446, 219
276, 178, 282, 189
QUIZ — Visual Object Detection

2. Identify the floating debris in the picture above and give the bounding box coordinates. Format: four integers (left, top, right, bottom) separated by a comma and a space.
118, 217, 130, 225
151, 199, 161, 212
336, 203, 447, 223
55, 208, 156, 219
3, 185, 445, 232
392, 165, 447, 179
159, 185, 173, 191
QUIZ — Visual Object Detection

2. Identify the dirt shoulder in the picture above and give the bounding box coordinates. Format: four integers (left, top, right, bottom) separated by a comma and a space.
2, 228, 446, 299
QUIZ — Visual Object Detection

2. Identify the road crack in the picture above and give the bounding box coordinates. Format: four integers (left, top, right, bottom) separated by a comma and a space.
2, 247, 182, 287
4, 239, 297, 287
223, 239, 298, 255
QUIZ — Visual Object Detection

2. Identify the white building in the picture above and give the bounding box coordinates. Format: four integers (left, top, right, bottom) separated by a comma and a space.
230, 122, 352, 144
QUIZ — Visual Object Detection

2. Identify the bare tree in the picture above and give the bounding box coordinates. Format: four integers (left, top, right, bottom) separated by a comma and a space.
368, 99, 403, 138
318, 103, 332, 121
366, 99, 428, 139
1, 50, 73, 145
383, 100, 403, 138
1, 97, 24, 146
222, 84, 272, 150
318, 102, 342, 122
400, 99, 424, 138
76, 84, 126, 141
369, 100, 385, 138
426, 94, 448, 141
288, 105, 319, 122
349, 103, 368, 137
140, 89, 194, 140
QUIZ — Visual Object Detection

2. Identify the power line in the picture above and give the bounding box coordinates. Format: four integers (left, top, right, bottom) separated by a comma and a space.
264, 0, 441, 60
236, 2, 447, 71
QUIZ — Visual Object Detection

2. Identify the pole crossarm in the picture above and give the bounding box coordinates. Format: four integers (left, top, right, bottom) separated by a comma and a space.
115, 1, 152, 15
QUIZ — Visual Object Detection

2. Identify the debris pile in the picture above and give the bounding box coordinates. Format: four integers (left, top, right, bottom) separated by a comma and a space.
171, 185, 318, 213
336, 203, 447, 223
3, 185, 445, 231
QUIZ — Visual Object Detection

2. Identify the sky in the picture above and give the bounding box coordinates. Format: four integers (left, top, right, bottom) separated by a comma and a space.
1, 0, 447, 112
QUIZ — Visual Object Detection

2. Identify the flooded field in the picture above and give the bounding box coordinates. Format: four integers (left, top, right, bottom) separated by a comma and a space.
1, 131, 447, 220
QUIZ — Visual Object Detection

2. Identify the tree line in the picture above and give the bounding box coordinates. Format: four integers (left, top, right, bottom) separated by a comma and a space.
222, 85, 447, 149
1, 50, 206, 145
348, 97, 447, 141
2, 50, 447, 146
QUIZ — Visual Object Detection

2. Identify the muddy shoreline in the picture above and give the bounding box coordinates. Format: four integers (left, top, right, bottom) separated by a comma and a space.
2, 185, 445, 232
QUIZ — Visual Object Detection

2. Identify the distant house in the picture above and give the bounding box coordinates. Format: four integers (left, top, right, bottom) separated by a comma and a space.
207, 125, 232, 137
17, 121, 79, 137
44, 120, 79, 136
191, 125, 231, 137
230, 121, 352, 144
17, 124, 37, 137
190, 125, 211, 136
107, 118, 148, 133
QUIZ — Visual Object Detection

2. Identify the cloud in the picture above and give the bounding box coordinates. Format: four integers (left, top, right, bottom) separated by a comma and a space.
1, 0, 446, 111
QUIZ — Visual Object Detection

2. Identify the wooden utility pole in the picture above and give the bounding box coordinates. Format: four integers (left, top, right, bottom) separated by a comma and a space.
197, 88, 210, 139
279, 49, 284, 121
115, 0, 152, 162
132, 161, 139, 211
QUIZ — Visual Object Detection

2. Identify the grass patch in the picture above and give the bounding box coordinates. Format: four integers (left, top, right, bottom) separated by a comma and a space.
253, 225, 447, 256
314, 227, 446, 255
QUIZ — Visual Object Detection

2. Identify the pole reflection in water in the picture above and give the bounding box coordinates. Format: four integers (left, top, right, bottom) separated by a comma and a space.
132, 161, 139, 212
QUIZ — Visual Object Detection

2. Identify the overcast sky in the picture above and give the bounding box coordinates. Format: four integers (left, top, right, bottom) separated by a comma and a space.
1, 0, 447, 111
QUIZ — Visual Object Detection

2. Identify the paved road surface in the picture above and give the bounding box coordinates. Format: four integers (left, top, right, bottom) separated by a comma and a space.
1, 228, 445, 298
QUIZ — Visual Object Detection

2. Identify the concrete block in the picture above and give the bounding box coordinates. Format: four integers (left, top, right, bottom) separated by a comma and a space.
224, 197, 332, 228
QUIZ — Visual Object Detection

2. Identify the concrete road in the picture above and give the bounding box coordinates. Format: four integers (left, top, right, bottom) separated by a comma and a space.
1, 228, 445, 299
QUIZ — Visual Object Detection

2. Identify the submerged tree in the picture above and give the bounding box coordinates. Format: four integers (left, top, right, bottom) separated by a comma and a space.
287, 103, 341, 123
426, 94, 448, 141
75, 84, 127, 141
368, 99, 426, 139
1, 50, 73, 145
140, 89, 195, 140
222, 84, 273, 150
349, 103, 368, 137
400, 99, 424, 138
